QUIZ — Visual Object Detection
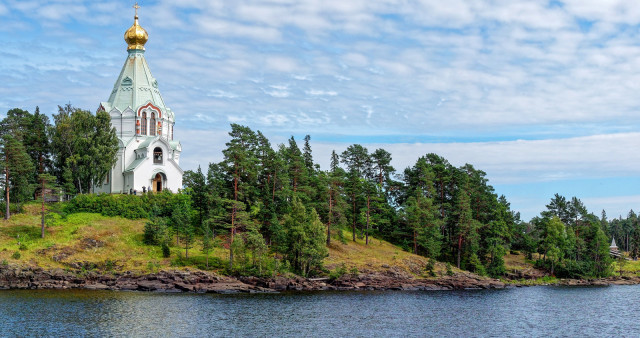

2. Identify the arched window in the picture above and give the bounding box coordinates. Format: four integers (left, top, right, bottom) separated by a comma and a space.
150, 112, 156, 136
171, 125, 174, 140
141, 112, 147, 135
153, 147, 163, 164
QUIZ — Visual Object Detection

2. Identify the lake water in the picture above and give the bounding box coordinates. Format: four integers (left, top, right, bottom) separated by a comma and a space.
0, 286, 638, 337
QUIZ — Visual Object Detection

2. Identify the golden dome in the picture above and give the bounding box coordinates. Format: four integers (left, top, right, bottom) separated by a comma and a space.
124, 13, 148, 50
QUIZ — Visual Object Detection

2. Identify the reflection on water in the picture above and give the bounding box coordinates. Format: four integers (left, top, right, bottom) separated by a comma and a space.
0, 286, 637, 336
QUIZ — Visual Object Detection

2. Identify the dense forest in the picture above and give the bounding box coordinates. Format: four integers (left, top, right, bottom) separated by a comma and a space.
178, 124, 620, 278
0, 107, 634, 279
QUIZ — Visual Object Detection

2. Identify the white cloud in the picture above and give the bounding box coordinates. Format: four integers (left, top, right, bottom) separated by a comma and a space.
207, 90, 238, 99
305, 89, 337, 96
259, 113, 290, 126
5, 0, 640, 219
262, 85, 290, 98
197, 17, 282, 41
303, 133, 640, 184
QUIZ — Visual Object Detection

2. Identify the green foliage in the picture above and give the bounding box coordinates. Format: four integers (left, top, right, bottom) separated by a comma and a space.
171, 200, 194, 259
11, 252, 20, 259
49, 104, 118, 194
64, 191, 188, 219
446, 263, 453, 276
329, 263, 348, 280
468, 253, 486, 276
104, 259, 116, 272
201, 223, 214, 268
1, 133, 35, 218
195, 256, 226, 271
530, 201, 615, 278
161, 242, 171, 258
280, 197, 328, 276
143, 209, 167, 245
425, 259, 436, 277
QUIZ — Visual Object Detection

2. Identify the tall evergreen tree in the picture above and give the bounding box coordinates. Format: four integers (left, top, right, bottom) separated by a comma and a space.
222, 124, 258, 270
184, 166, 208, 227
454, 179, 479, 270
1, 134, 34, 219
341, 144, 371, 241
282, 196, 328, 275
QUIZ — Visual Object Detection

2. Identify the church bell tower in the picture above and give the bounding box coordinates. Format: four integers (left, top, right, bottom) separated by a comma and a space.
94, 3, 183, 194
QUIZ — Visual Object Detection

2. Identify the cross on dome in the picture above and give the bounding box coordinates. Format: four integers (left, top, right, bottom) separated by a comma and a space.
124, 2, 148, 50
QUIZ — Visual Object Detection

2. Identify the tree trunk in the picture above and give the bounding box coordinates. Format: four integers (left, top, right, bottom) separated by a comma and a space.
41, 178, 45, 238
413, 230, 417, 254
230, 204, 235, 271
4, 157, 9, 220
230, 171, 239, 271
366, 195, 370, 245
352, 194, 356, 242
457, 235, 463, 269
272, 171, 277, 203
327, 187, 332, 246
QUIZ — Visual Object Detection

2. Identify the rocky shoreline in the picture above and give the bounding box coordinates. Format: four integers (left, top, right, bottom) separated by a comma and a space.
0, 264, 638, 293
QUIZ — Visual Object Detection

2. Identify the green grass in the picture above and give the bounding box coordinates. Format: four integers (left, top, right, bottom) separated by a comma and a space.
0, 203, 459, 277
502, 275, 559, 285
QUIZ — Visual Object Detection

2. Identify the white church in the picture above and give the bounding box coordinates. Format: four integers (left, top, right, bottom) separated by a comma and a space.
94, 6, 183, 194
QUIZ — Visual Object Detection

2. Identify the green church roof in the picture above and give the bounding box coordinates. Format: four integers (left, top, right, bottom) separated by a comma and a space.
101, 49, 174, 121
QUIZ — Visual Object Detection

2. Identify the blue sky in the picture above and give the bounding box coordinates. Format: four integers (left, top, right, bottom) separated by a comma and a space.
2, 0, 640, 221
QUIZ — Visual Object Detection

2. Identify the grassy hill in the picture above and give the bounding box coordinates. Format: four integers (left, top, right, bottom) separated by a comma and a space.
0, 204, 453, 277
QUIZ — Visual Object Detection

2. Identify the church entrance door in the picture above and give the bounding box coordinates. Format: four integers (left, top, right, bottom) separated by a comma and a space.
153, 173, 163, 192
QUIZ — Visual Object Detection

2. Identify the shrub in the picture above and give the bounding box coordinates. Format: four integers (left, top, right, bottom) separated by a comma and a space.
104, 259, 116, 271
425, 259, 436, 277
195, 256, 225, 271
64, 192, 190, 220
329, 263, 348, 280
11, 252, 21, 260
446, 263, 454, 276
19, 244, 27, 251
161, 242, 171, 258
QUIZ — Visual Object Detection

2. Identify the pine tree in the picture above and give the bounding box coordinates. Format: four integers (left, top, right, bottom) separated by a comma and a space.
1, 134, 34, 219
282, 197, 328, 276
222, 124, 258, 270
326, 150, 347, 245
184, 166, 208, 227
171, 200, 193, 259
455, 179, 479, 269
303, 135, 314, 173
341, 144, 371, 241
